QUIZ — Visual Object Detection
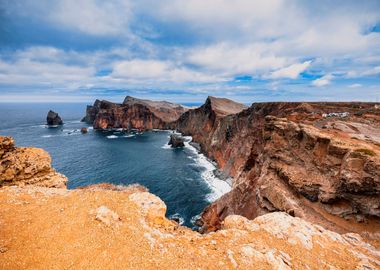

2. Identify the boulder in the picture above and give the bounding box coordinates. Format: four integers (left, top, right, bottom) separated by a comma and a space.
168, 134, 185, 148
46, 110, 63, 125
80, 127, 88, 134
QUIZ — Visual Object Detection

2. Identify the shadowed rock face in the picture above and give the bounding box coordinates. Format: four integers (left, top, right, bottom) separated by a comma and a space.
168, 134, 185, 148
46, 110, 63, 125
175, 99, 380, 237
82, 96, 189, 130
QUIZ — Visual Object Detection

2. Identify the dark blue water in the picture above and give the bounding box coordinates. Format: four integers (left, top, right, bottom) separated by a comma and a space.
0, 103, 230, 227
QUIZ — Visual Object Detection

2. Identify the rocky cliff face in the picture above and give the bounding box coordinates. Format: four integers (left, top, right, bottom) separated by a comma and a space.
175, 100, 380, 238
83, 96, 189, 130
0, 136, 67, 188
1, 135, 379, 269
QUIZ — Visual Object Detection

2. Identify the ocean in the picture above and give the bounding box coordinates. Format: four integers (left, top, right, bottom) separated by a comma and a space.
0, 103, 230, 227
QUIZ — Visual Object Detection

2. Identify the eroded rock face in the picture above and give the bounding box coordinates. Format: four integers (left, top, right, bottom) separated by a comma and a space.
0, 135, 379, 269
82, 96, 189, 130
175, 99, 380, 237
46, 110, 63, 125
0, 136, 67, 188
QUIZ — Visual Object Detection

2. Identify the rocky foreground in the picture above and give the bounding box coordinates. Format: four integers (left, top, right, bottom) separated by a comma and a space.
0, 136, 380, 269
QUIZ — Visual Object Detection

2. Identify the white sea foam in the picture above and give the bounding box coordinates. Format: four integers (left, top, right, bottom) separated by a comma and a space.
161, 143, 171, 149
190, 148, 232, 202
169, 213, 185, 225
42, 135, 54, 138
123, 134, 135, 138
106, 135, 118, 139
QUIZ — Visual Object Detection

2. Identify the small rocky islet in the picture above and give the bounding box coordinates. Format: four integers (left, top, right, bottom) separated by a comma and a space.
1, 96, 380, 269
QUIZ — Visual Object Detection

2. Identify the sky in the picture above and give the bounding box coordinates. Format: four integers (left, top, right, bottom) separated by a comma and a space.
0, 0, 379, 104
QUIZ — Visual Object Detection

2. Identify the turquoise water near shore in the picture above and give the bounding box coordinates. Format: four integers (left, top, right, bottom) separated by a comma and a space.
0, 103, 230, 227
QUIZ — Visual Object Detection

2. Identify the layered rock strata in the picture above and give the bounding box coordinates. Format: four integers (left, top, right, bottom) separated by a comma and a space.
1, 135, 379, 269
83, 96, 189, 130
174, 100, 380, 237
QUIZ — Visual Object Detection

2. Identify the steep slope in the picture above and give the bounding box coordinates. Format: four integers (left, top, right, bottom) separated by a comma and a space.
175, 96, 247, 167
175, 100, 380, 238
83, 96, 189, 130
1, 136, 379, 269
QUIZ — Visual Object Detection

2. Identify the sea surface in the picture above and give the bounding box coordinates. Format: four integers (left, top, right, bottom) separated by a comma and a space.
0, 103, 230, 227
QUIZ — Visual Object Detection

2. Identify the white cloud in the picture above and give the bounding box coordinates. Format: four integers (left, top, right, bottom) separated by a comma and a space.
187, 43, 287, 76
312, 74, 334, 87
267, 60, 311, 79
111, 59, 222, 83
348, 83, 362, 88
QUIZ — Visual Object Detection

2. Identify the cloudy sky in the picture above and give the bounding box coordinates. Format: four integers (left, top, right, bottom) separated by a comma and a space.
0, 0, 379, 104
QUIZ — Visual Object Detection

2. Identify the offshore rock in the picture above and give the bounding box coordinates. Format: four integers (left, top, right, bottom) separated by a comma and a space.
0, 136, 67, 188
46, 110, 63, 125
168, 134, 185, 148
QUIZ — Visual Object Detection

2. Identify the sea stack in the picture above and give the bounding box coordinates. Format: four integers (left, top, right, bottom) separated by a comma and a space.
46, 110, 63, 126
168, 134, 185, 148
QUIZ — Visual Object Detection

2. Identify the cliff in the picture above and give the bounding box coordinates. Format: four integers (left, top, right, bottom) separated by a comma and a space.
175, 100, 380, 238
1, 135, 379, 269
0, 136, 67, 188
83, 96, 189, 130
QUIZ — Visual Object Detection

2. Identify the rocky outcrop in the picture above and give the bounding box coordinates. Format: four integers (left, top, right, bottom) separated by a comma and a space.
1, 184, 379, 269
0, 136, 67, 188
174, 100, 380, 237
168, 134, 185, 148
82, 96, 189, 130
1, 135, 379, 269
46, 110, 63, 125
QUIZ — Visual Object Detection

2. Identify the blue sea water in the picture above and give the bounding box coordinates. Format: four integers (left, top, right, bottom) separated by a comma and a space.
0, 103, 230, 227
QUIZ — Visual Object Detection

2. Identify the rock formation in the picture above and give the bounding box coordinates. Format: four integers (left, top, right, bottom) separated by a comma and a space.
174, 99, 380, 238
82, 96, 189, 130
168, 134, 185, 148
1, 135, 379, 269
0, 136, 67, 188
46, 110, 63, 125
80, 127, 88, 134
1, 182, 379, 269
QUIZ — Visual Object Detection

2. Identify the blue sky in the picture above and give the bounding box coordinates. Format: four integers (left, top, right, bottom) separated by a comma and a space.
0, 0, 379, 104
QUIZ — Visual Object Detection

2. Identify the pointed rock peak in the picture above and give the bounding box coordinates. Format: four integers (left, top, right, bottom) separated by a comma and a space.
203, 96, 248, 116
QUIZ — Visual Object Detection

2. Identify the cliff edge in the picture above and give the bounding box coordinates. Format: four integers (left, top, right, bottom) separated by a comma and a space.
174, 99, 380, 239
1, 135, 379, 269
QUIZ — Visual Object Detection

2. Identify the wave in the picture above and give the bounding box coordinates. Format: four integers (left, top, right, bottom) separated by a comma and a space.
169, 213, 185, 225
184, 139, 231, 202
161, 133, 231, 201
106, 135, 118, 139
123, 134, 135, 138
161, 143, 171, 149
